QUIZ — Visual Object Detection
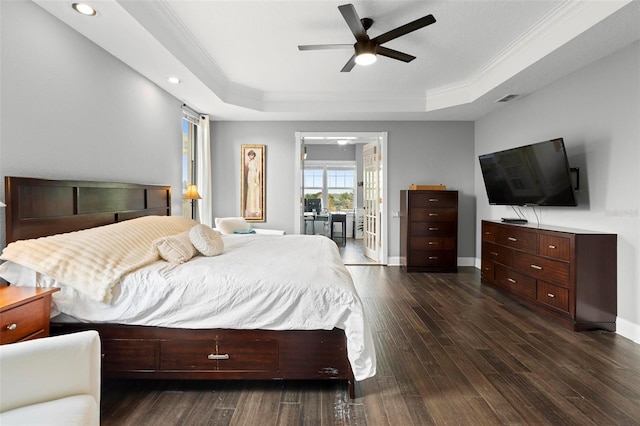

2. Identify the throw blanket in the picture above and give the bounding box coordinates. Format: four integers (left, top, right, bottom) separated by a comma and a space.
0, 216, 196, 303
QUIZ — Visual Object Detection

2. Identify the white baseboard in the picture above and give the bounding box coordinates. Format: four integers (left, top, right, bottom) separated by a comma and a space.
616, 317, 640, 344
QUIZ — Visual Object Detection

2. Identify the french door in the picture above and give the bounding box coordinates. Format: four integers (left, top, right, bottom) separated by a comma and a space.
362, 140, 380, 261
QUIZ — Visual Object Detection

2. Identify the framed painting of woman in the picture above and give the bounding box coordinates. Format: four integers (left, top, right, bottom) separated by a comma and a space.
240, 144, 265, 222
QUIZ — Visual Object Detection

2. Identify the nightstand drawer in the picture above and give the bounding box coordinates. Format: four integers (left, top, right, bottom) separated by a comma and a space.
0, 297, 46, 344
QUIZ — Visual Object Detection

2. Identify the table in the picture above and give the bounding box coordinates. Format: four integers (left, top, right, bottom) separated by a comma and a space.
304, 214, 329, 235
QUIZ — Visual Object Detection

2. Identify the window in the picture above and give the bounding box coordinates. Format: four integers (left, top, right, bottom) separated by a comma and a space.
182, 117, 197, 218
304, 162, 355, 212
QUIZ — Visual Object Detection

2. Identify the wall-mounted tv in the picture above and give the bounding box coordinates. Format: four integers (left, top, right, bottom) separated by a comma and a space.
479, 138, 578, 206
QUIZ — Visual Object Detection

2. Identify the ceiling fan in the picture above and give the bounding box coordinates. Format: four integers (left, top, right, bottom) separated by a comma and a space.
298, 3, 436, 72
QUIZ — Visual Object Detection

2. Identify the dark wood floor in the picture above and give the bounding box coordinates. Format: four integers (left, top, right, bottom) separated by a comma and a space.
101, 266, 640, 425
337, 238, 379, 265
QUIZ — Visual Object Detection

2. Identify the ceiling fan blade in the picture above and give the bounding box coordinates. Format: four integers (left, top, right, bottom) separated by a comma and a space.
372, 14, 436, 45
338, 4, 369, 42
377, 46, 416, 63
298, 44, 353, 51
340, 54, 357, 72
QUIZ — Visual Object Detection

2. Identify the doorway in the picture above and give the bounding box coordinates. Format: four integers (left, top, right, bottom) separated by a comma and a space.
294, 132, 388, 265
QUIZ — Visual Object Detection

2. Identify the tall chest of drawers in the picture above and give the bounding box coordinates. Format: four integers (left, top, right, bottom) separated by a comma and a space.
400, 190, 458, 272
480, 220, 617, 331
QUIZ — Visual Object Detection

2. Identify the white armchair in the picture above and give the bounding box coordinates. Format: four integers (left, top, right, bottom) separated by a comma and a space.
0, 330, 101, 426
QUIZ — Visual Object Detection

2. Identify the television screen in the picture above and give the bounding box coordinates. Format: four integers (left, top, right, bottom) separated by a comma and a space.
479, 138, 577, 206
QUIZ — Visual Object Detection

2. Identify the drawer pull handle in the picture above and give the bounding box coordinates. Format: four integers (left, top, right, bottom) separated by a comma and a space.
508, 237, 517, 242
484, 231, 492, 235
6, 323, 17, 331
208, 354, 230, 360
428, 199, 438, 202
548, 245, 557, 249
547, 293, 555, 298
530, 264, 543, 270
507, 278, 516, 284
428, 242, 438, 245
490, 251, 498, 256
429, 213, 439, 216
428, 256, 438, 260
429, 227, 439, 231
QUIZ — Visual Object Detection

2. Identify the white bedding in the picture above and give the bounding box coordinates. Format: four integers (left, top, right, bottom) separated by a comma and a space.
0, 233, 375, 381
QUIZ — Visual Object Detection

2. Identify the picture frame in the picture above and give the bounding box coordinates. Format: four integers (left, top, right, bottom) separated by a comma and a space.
240, 144, 265, 222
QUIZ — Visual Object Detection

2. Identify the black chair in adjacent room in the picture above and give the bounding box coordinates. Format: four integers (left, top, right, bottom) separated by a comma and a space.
330, 213, 347, 246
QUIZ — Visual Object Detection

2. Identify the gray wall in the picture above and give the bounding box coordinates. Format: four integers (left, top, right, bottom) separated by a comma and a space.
0, 0, 183, 249
475, 41, 640, 337
211, 121, 476, 260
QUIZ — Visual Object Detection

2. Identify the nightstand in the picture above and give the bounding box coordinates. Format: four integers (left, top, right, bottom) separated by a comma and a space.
0, 286, 60, 345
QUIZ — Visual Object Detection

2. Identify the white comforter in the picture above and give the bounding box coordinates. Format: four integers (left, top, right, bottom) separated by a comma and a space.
0, 234, 376, 381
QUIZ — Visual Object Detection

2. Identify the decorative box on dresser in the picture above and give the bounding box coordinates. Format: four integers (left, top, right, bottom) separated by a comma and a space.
0, 286, 60, 344
480, 220, 617, 331
400, 190, 458, 272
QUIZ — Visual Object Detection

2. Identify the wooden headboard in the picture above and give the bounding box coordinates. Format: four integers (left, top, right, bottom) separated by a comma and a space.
4, 177, 171, 243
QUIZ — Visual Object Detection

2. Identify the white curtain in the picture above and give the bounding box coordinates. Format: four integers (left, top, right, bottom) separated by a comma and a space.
196, 115, 213, 226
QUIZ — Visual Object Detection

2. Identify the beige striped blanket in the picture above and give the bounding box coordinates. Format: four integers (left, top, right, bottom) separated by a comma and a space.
0, 215, 196, 303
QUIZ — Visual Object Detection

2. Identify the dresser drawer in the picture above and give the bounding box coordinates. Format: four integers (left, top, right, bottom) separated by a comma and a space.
410, 236, 455, 251
410, 222, 456, 237
407, 250, 456, 267
539, 234, 571, 261
495, 266, 536, 300
496, 227, 537, 253
410, 208, 457, 222
513, 252, 570, 287
0, 297, 46, 344
482, 222, 496, 243
409, 191, 457, 208
161, 339, 279, 371
482, 241, 512, 267
537, 281, 570, 313
481, 259, 495, 280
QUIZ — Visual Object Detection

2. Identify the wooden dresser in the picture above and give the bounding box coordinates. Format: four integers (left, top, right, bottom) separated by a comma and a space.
0, 286, 60, 344
400, 190, 458, 272
480, 220, 617, 331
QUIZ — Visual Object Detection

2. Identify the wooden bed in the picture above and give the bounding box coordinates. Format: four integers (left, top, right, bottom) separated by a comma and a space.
3, 176, 355, 398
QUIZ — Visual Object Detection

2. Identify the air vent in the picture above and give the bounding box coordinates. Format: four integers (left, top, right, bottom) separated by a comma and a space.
496, 94, 519, 103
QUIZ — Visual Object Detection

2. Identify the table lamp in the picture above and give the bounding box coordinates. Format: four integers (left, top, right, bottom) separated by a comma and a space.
184, 184, 201, 220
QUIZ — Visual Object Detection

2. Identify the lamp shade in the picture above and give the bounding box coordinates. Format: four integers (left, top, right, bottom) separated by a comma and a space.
184, 184, 202, 200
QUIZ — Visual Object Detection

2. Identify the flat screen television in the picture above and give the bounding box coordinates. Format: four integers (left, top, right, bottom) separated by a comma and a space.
478, 138, 577, 206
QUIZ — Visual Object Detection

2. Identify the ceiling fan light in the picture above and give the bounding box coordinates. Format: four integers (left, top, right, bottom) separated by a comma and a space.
355, 52, 377, 66
355, 41, 377, 66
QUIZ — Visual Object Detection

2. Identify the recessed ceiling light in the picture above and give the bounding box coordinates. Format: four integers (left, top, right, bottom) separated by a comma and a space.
72, 3, 97, 16
166, 77, 181, 84
337, 140, 349, 145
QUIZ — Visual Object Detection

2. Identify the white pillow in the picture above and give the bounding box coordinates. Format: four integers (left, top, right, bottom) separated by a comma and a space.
189, 224, 224, 256
214, 217, 251, 235
152, 231, 197, 264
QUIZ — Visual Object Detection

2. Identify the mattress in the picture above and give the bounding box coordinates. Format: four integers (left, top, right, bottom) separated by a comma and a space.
0, 233, 375, 380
